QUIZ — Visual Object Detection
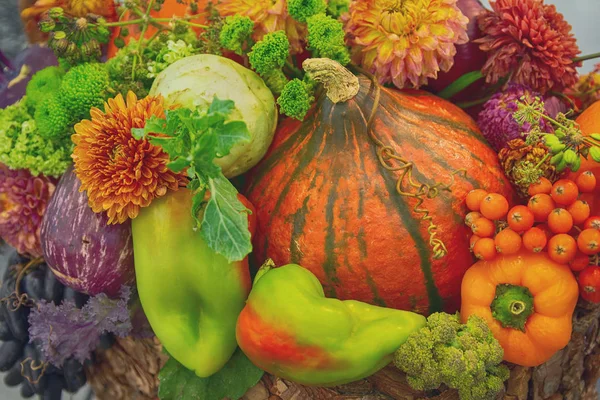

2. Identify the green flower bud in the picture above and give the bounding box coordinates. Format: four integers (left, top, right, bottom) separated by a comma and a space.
550, 153, 564, 166
48, 7, 64, 18
571, 157, 582, 172
39, 19, 56, 32
563, 149, 578, 164
53, 30, 67, 40
113, 37, 126, 48
590, 147, 600, 163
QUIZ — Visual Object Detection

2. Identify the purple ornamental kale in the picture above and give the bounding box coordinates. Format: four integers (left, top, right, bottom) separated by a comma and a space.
28, 286, 132, 367
477, 83, 553, 152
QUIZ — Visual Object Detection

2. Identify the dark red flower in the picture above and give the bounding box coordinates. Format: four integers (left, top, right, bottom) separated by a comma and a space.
476, 0, 581, 94
0, 165, 56, 257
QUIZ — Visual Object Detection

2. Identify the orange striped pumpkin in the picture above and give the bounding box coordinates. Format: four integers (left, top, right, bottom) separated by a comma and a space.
245, 75, 514, 315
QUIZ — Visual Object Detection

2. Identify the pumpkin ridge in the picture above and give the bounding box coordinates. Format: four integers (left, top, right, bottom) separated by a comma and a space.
357, 227, 386, 306
359, 93, 445, 313
260, 117, 327, 258
321, 100, 357, 296
386, 88, 488, 146
375, 100, 484, 189
290, 171, 320, 264
245, 119, 312, 193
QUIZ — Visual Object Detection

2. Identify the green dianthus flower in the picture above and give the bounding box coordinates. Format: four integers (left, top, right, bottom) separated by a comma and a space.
25, 66, 65, 110
34, 95, 72, 139
59, 62, 110, 122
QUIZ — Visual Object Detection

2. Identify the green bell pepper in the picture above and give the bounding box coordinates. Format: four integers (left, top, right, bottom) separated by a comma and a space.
236, 261, 427, 386
132, 189, 254, 377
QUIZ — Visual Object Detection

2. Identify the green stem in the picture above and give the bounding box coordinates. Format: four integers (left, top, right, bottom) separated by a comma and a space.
534, 152, 550, 169
150, 17, 208, 28
437, 70, 484, 99
456, 95, 492, 109
490, 284, 535, 332
105, 19, 145, 27
284, 59, 303, 80
574, 52, 600, 63
131, 0, 155, 80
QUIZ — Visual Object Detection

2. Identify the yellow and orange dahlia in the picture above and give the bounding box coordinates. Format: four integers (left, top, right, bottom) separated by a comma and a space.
216, 0, 306, 54
344, 0, 469, 88
72, 92, 187, 225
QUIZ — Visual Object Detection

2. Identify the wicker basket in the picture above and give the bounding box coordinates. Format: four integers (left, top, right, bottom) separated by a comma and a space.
87, 300, 600, 400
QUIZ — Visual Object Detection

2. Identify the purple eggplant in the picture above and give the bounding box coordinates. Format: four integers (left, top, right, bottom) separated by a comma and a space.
40, 166, 135, 297
0, 45, 58, 108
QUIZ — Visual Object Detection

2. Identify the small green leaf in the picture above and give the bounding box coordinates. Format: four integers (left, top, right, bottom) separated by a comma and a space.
590, 147, 600, 162
158, 348, 264, 400
216, 121, 251, 157
145, 115, 170, 135
571, 156, 581, 172
550, 153, 564, 166
201, 174, 252, 262
188, 179, 201, 192
544, 134, 559, 146
437, 70, 484, 100
191, 189, 207, 229
131, 127, 146, 140
167, 158, 192, 173
150, 136, 185, 159
563, 149, 578, 164
208, 97, 236, 116
590, 133, 600, 141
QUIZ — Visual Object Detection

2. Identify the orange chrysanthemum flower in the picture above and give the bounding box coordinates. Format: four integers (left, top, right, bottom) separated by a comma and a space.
476, 0, 581, 94
216, 0, 306, 54
344, 0, 469, 88
72, 92, 187, 225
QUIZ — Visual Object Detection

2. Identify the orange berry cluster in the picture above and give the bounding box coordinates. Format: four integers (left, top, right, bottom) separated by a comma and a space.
465, 171, 600, 269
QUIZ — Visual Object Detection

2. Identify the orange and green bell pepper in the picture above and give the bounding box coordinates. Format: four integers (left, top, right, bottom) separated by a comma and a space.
236, 262, 426, 386
132, 189, 255, 377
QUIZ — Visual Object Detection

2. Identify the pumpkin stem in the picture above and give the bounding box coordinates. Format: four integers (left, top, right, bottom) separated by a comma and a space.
490, 284, 535, 332
302, 58, 360, 103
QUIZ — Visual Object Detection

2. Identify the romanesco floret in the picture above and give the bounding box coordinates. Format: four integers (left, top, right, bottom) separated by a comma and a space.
287, 0, 327, 23
393, 313, 509, 400
34, 94, 72, 139
249, 31, 290, 94
219, 15, 254, 55
249, 31, 289, 76
25, 66, 65, 110
327, 0, 350, 19
277, 78, 315, 121
0, 98, 72, 177
306, 14, 351, 66
59, 62, 110, 122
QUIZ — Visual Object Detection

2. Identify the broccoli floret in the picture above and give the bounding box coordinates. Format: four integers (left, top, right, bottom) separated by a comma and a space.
327, 0, 350, 19
287, 0, 327, 23
0, 98, 72, 177
306, 14, 351, 66
219, 15, 254, 55
249, 31, 290, 94
59, 62, 110, 122
277, 78, 315, 121
34, 94, 72, 139
25, 66, 65, 110
394, 313, 509, 400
